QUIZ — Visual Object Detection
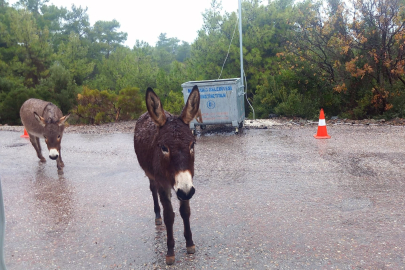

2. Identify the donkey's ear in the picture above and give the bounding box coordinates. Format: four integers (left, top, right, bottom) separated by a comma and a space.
181, 85, 200, 125
33, 112, 46, 127
195, 108, 203, 123
146, 87, 167, 127
58, 114, 70, 126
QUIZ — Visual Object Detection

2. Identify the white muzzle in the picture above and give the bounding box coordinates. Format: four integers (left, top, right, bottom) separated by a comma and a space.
174, 171, 195, 200
49, 148, 59, 160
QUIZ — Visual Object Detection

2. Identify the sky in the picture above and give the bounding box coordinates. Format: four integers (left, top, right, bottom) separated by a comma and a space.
9, 0, 241, 47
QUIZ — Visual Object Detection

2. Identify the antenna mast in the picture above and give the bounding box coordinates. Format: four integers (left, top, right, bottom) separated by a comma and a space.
238, 0, 244, 87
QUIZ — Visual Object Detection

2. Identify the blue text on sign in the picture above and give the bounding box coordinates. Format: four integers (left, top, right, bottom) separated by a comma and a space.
201, 93, 226, 99
187, 86, 232, 93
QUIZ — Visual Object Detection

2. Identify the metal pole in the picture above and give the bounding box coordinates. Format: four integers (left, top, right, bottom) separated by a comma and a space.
238, 0, 244, 87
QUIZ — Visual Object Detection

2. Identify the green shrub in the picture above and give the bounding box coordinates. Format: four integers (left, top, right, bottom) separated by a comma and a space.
73, 87, 117, 124
73, 86, 145, 124
253, 75, 317, 118
0, 87, 38, 125
163, 90, 184, 115
116, 87, 144, 120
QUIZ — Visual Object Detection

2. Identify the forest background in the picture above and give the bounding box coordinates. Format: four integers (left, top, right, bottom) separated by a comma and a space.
1, 0, 405, 125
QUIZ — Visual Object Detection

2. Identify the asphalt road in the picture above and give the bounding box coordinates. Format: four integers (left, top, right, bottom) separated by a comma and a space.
0, 124, 405, 269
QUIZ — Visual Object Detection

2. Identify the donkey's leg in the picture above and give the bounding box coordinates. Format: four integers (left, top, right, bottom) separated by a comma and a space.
29, 135, 46, 162
149, 178, 161, 225
179, 200, 195, 254
158, 187, 175, 265
58, 147, 64, 167
56, 156, 63, 173
56, 148, 64, 170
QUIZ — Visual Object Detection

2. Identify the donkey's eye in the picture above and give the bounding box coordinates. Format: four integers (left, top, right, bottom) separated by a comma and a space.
161, 145, 169, 153
44, 136, 47, 139
58, 135, 61, 139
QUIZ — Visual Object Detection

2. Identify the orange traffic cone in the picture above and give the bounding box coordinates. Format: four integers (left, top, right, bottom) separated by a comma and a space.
21, 129, 29, 138
314, 109, 331, 139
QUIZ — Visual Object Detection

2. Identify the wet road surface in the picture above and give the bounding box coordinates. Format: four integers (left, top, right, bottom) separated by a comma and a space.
0, 125, 405, 269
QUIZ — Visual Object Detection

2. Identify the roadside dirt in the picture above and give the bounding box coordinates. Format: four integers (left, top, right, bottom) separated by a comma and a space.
1, 117, 404, 134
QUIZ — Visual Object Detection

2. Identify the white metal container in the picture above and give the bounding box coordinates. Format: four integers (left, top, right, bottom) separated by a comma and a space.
182, 78, 245, 131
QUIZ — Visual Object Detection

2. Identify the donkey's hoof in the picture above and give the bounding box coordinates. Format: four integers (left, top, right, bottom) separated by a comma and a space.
187, 245, 195, 254
57, 169, 64, 175
166, 255, 175, 265
155, 218, 162, 225
40, 158, 46, 163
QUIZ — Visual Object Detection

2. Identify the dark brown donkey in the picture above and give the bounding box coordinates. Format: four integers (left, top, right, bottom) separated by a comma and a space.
20, 98, 70, 172
134, 86, 200, 265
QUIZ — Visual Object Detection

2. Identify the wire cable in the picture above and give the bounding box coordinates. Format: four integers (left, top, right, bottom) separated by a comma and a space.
244, 70, 255, 120
217, 13, 255, 120
218, 17, 238, 80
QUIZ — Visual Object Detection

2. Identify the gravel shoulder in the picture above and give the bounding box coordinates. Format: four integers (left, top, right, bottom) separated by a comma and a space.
1, 117, 404, 134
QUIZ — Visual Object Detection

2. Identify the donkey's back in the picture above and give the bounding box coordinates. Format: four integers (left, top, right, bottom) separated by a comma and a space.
20, 98, 63, 137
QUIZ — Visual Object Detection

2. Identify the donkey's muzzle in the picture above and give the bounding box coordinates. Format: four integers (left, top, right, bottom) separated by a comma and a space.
49, 149, 59, 160
174, 171, 195, 201
176, 186, 195, 201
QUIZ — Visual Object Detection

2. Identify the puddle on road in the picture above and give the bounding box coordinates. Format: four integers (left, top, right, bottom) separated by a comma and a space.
6, 143, 29, 148
340, 197, 373, 211
32, 164, 74, 236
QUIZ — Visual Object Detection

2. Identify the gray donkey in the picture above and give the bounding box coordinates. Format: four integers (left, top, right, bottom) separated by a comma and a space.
20, 99, 70, 171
